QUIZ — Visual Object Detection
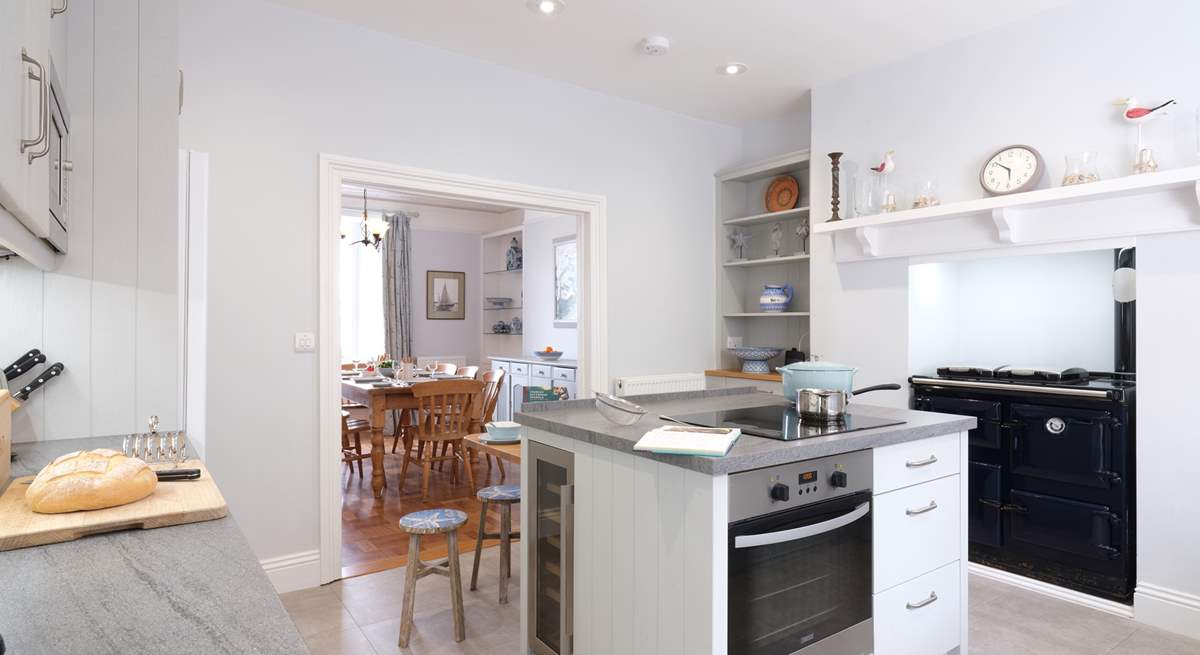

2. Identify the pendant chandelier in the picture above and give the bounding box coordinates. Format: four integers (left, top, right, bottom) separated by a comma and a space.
342, 187, 390, 250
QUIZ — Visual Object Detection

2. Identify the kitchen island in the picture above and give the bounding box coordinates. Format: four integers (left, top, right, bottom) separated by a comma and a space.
0, 437, 309, 655
516, 388, 974, 655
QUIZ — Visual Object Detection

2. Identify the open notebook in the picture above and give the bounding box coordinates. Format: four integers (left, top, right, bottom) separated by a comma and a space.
633, 425, 741, 458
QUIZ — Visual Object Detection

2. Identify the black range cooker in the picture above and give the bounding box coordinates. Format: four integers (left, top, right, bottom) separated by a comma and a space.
910, 366, 1135, 603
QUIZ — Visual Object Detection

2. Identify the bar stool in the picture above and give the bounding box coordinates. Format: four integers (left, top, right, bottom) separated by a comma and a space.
397, 508, 468, 647
470, 484, 521, 604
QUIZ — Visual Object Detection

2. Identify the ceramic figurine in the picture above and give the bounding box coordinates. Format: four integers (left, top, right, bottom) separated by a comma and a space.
869, 150, 896, 175
505, 237, 523, 271
770, 222, 784, 257
795, 217, 810, 254
1114, 97, 1175, 174
759, 283, 794, 313
511, 316, 523, 334
728, 228, 751, 260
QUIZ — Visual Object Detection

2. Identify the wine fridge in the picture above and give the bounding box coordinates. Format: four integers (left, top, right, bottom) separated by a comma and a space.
527, 440, 574, 655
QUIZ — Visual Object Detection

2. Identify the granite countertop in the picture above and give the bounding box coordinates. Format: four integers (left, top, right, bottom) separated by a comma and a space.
0, 437, 309, 655
489, 354, 579, 368
517, 388, 976, 475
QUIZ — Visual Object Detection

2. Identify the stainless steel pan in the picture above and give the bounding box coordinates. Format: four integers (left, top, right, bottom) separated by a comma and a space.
796, 384, 901, 422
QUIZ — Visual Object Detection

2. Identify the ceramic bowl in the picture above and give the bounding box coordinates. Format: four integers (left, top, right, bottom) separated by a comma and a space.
484, 421, 522, 441
485, 297, 513, 308
534, 350, 564, 360
728, 346, 784, 373
594, 393, 647, 426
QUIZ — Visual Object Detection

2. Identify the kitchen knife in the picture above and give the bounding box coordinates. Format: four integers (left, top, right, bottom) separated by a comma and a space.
13, 362, 64, 401
4, 349, 46, 381
156, 468, 201, 481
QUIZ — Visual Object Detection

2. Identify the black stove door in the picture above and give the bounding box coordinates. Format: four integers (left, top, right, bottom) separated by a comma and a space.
1009, 403, 1121, 490
1008, 490, 1124, 564
969, 462, 1004, 547
916, 395, 1002, 449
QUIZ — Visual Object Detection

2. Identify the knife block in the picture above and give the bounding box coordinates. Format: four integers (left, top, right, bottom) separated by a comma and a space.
0, 391, 12, 489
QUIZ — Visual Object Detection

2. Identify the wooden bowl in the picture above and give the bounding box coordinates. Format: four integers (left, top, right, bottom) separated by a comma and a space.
765, 175, 800, 212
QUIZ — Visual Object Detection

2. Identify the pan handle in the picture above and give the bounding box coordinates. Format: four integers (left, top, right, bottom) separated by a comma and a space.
852, 383, 902, 395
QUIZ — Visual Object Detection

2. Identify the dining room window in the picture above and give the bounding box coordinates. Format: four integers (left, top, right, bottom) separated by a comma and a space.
340, 225, 385, 362
553, 235, 578, 328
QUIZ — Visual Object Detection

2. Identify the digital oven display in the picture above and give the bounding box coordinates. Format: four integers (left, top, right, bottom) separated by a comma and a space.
799, 471, 818, 484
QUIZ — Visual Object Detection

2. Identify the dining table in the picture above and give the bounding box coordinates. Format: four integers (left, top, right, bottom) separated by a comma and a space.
463, 432, 522, 466
341, 374, 482, 499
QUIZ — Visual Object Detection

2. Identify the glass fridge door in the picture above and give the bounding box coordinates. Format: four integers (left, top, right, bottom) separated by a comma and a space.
528, 440, 573, 655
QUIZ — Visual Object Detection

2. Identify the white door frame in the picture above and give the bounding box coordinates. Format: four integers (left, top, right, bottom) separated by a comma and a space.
317, 153, 608, 583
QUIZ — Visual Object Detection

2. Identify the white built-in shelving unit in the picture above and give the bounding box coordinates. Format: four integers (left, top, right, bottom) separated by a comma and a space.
480, 225, 524, 358
713, 149, 812, 374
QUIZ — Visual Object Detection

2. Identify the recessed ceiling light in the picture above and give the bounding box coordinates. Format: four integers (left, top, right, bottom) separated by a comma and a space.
720, 62, 748, 76
527, 0, 564, 15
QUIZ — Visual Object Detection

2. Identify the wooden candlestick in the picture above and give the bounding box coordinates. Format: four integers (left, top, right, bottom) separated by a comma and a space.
828, 152, 844, 222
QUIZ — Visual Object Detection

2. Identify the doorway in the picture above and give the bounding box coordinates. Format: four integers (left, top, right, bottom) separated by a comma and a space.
317, 154, 608, 583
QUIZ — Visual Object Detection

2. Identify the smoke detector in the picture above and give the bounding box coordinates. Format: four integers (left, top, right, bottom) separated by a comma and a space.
639, 36, 671, 56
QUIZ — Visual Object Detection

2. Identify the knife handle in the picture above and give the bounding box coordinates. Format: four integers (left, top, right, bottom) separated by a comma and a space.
156, 468, 201, 481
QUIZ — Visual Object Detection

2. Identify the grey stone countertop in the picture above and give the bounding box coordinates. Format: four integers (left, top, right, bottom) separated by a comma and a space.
517, 388, 976, 475
0, 436, 309, 655
488, 354, 578, 368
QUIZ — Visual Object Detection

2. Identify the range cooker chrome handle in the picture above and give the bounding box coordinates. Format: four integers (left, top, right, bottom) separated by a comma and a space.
906, 500, 938, 516
906, 591, 938, 610
905, 454, 938, 468
20, 49, 49, 161
734, 501, 870, 549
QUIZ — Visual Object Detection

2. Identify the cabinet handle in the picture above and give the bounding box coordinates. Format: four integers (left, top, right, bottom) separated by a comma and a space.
20, 49, 49, 162
906, 591, 938, 610
905, 454, 938, 468
51, 0, 68, 17
906, 500, 938, 516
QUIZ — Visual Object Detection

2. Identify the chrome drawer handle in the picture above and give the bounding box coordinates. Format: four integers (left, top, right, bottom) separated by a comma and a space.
906, 500, 938, 516
906, 591, 938, 610
905, 454, 938, 468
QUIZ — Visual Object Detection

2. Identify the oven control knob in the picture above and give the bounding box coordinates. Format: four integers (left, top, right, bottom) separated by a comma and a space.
830, 470, 848, 488
769, 483, 790, 502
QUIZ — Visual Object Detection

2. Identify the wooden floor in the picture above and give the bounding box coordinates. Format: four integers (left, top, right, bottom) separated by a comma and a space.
341, 439, 520, 580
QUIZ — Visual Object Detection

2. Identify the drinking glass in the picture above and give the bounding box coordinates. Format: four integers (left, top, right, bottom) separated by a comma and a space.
854, 175, 880, 217
1062, 152, 1100, 186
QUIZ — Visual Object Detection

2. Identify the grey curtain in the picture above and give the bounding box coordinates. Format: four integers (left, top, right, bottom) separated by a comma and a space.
382, 212, 414, 360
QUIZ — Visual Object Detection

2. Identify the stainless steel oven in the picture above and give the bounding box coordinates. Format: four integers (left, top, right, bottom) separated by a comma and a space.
728, 450, 873, 655
45, 55, 68, 253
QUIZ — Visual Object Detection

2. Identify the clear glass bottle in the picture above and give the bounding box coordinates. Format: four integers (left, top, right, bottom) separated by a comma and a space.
1062, 152, 1101, 186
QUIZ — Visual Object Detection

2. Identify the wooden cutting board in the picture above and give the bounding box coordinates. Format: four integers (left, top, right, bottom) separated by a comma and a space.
0, 461, 228, 551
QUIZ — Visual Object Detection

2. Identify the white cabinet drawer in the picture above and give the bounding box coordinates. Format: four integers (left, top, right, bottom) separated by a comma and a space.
873, 433, 960, 494
552, 366, 575, 382
873, 474, 960, 593
873, 561, 960, 655
532, 364, 552, 378
509, 362, 529, 376
531, 376, 552, 389
491, 360, 509, 372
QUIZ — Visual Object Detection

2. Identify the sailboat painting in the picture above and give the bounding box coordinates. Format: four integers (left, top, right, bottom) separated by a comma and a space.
426, 270, 466, 320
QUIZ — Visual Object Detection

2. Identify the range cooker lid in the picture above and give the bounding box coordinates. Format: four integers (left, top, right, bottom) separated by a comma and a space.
935, 364, 1090, 383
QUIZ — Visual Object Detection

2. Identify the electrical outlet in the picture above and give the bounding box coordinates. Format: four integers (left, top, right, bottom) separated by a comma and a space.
294, 332, 316, 352
727, 336, 744, 348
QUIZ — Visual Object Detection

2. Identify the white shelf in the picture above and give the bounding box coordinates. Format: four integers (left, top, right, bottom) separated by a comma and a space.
812, 165, 1200, 263
723, 206, 810, 227
717, 149, 812, 183
724, 254, 809, 268
723, 312, 810, 318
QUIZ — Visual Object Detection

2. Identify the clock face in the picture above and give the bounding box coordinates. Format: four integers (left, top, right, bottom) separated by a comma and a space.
981, 146, 1043, 195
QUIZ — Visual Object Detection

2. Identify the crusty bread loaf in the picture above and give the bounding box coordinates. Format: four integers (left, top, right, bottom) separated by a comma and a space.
26, 449, 157, 513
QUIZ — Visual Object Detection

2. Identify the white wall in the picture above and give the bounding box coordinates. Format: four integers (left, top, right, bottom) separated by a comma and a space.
410, 229, 482, 365
522, 212, 578, 359
808, 0, 1200, 635
178, 0, 741, 565
1, 0, 178, 443
908, 250, 1115, 374
739, 97, 812, 163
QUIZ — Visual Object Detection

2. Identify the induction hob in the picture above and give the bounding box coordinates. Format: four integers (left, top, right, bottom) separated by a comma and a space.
668, 404, 906, 441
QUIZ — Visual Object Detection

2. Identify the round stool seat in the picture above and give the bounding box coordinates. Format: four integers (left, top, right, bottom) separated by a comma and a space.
477, 484, 521, 502
399, 508, 468, 534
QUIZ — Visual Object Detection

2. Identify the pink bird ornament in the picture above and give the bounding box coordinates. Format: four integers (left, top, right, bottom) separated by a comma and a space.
870, 150, 895, 174
1114, 97, 1176, 124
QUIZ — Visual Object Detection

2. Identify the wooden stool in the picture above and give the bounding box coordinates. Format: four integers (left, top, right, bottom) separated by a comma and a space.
397, 509, 469, 647
470, 484, 521, 604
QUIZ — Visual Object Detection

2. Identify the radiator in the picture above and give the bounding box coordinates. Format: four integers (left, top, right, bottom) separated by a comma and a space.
613, 373, 706, 397
415, 355, 467, 370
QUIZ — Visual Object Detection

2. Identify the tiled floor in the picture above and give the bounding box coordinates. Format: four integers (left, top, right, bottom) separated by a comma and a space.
285, 563, 1200, 654
283, 545, 520, 654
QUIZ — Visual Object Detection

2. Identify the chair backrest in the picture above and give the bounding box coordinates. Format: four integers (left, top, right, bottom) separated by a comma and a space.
411, 379, 484, 439
480, 369, 505, 424
458, 365, 480, 379
434, 362, 458, 375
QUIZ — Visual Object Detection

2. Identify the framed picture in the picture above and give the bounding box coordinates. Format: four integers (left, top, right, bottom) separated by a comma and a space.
426, 270, 465, 320
554, 236, 578, 327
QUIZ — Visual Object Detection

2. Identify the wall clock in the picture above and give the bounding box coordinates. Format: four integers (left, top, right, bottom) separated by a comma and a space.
980, 145, 1044, 196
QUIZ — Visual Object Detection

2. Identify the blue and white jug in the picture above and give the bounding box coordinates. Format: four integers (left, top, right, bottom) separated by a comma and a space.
759, 283, 794, 313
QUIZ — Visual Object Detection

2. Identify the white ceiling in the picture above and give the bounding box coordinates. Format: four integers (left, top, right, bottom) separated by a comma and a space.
268, 0, 1069, 125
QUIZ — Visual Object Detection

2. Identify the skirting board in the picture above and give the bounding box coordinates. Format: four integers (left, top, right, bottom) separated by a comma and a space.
967, 563, 1134, 618
261, 549, 321, 594
1135, 582, 1200, 641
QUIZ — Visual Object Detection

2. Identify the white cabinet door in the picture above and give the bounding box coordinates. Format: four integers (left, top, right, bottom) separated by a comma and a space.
0, 0, 50, 228
508, 371, 530, 418
873, 561, 960, 655
873, 474, 961, 593
492, 360, 511, 421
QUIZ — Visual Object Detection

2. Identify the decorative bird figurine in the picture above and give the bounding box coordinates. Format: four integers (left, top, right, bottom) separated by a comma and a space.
1114, 97, 1176, 124
869, 150, 896, 174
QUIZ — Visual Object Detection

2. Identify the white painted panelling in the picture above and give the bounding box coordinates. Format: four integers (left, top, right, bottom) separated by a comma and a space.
872, 433, 959, 494
42, 273, 91, 439
573, 438, 593, 653
89, 281, 136, 436
656, 462, 686, 654
589, 447, 613, 655
0, 260, 45, 439
873, 560, 961, 655
631, 455, 659, 655
873, 474, 961, 593
682, 467, 717, 655
608, 449, 636, 654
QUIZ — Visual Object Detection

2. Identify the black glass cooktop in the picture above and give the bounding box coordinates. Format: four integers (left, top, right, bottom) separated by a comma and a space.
669, 404, 905, 441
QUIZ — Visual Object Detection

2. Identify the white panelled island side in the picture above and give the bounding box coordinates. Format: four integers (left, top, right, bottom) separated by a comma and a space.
516, 387, 974, 655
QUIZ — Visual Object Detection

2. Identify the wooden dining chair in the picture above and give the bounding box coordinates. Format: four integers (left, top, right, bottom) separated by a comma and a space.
466, 369, 506, 478
401, 379, 485, 499
341, 410, 371, 477
434, 362, 458, 375
458, 365, 479, 379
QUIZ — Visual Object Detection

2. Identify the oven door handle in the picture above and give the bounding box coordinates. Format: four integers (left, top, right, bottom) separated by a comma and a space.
734, 502, 870, 549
